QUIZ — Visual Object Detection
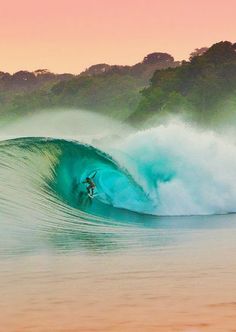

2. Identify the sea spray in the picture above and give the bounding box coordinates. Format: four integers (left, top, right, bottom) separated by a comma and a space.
109, 121, 236, 215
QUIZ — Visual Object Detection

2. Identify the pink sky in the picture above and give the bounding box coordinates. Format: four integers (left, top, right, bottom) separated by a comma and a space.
1, 0, 235, 74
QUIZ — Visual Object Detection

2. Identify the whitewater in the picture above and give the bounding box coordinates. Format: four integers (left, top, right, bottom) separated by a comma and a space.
0, 109, 236, 221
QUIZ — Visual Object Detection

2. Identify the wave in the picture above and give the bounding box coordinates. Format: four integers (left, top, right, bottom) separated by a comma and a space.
1, 113, 236, 254
0, 137, 152, 226
1, 113, 236, 225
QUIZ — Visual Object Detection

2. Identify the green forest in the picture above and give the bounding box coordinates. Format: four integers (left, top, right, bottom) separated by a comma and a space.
131, 41, 236, 126
0, 41, 236, 127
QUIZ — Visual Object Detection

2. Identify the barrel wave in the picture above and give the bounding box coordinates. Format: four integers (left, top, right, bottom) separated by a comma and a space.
51, 139, 152, 216
1, 119, 236, 230
0, 138, 153, 226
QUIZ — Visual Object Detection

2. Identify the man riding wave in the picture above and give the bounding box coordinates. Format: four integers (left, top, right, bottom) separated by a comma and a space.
83, 171, 97, 197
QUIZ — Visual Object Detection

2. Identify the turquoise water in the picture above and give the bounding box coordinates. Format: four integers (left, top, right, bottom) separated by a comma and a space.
1, 111, 236, 331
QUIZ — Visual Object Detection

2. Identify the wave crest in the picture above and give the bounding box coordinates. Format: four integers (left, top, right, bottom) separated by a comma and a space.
1, 120, 236, 220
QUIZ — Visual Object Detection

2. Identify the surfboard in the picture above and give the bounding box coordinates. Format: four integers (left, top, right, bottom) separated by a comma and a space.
88, 193, 100, 199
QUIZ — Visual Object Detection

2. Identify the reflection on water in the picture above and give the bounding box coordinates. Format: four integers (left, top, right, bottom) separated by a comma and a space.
1, 214, 236, 331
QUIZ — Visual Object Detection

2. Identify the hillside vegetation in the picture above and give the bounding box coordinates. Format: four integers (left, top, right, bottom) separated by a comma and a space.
0, 53, 179, 120
129, 41, 236, 126
1, 42, 236, 128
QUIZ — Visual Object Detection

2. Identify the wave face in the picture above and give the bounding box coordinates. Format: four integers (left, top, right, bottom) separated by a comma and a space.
1, 114, 236, 230
51, 139, 151, 216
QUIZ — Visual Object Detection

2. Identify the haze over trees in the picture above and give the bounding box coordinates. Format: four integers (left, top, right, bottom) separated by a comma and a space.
0, 42, 236, 127
0, 70, 73, 116
0, 52, 179, 120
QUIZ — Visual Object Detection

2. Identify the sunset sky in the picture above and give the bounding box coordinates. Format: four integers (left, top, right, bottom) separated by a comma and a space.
1, 0, 235, 74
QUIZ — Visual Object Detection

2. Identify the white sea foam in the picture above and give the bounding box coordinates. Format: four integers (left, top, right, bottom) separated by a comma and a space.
110, 121, 236, 215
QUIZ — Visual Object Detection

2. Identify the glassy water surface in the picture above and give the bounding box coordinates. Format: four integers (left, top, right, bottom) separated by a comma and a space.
1, 213, 236, 332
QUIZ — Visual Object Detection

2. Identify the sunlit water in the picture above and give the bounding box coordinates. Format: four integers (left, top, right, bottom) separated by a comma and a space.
1, 110, 236, 332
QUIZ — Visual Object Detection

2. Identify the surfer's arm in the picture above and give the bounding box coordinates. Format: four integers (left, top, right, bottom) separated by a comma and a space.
91, 171, 97, 179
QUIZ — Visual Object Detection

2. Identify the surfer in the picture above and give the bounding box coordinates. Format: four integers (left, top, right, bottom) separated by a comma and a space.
83, 171, 97, 197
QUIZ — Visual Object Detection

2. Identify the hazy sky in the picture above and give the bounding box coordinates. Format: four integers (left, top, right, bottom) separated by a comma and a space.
1, 0, 235, 74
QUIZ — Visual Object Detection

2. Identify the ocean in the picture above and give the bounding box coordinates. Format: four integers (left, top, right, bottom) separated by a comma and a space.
1, 110, 236, 332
